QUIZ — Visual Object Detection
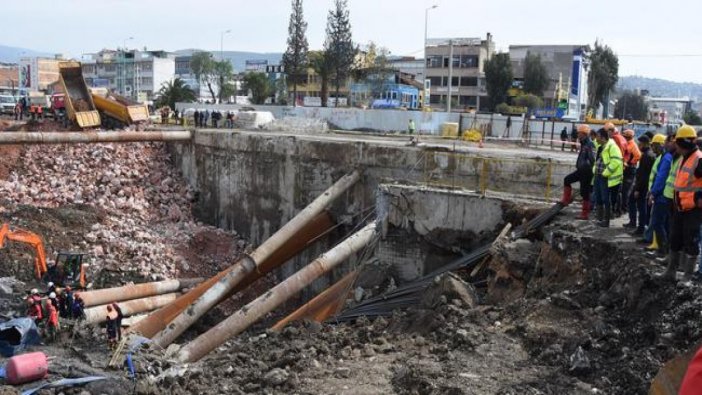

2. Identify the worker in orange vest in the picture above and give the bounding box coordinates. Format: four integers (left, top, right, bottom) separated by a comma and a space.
662, 125, 702, 281
604, 123, 628, 216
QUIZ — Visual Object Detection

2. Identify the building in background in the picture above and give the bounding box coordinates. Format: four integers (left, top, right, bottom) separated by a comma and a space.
388, 57, 425, 83
646, 97, 693, 124
174, 55, 215, 100
509, 45, 590, 119
18, 56, 65, 92
245, 60, 268, 73
82, 49, 175, 102
424, 34, 495, 112
0, 64, 19, 95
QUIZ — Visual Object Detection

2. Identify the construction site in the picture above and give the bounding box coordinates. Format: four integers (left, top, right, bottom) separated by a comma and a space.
0, 63, 699, 395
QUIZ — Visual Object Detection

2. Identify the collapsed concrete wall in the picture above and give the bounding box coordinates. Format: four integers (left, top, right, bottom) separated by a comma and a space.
168, 130, 570, 294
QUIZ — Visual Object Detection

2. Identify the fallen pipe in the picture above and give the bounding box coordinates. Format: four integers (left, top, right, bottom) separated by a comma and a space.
271, 270, 358, 331
83, 293, 179, 324
0, 131, 192, 145
151, 170, 360, 348
79, 278, 202, 307
177, 222, 377, 363
128, 212, 335, 338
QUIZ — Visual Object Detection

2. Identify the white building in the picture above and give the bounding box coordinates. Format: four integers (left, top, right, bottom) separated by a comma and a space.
646, 97, 693, 124
82, 49, 175, 102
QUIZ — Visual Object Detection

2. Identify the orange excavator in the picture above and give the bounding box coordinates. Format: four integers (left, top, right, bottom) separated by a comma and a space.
0, 223, 87, 288
0, 223, 48, 280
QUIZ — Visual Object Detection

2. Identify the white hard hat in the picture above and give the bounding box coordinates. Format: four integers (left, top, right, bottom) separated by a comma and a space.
47, 282, 54, 287
49, 292, 56, 299
30, 288, 38, 295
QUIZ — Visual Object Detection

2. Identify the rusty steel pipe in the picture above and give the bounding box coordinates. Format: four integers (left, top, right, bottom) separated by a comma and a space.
177, 222, 377, 363
271, 270, 358, 331
151, 170, 361, 349
83, 293, 179, 324
80, 278, 202, 307
0, 131, 192, 145
129, 212, 335, 339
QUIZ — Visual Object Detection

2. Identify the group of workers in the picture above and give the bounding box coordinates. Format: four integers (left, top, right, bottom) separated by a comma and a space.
26, 284, 85, 341
563, 122, 702, 281
192, 109, 236, 128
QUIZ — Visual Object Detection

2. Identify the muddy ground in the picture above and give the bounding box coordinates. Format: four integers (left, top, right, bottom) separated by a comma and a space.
0, 120, 699, 394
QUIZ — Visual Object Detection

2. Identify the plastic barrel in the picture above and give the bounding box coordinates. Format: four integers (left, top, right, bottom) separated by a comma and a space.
6, 352, 48, 384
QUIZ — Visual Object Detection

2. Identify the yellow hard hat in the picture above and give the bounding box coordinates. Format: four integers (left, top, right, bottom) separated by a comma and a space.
577, 124, 590, 134
652, 134, 666, 144
676, 125, 697, 140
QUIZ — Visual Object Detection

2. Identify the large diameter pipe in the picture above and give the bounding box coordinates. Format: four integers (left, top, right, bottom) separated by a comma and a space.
0, 131, 192, 145
83, 293, 179, 324
80, 278, 202, 307
271, 270, 358, 331
177, 222, 377, 363
151, 170, 360, 348
128, 212, 335, 339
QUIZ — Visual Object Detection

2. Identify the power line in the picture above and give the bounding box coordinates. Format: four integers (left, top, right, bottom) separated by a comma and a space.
619, 54, 702, 58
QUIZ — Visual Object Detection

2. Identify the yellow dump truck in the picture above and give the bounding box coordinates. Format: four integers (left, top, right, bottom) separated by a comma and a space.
91, 88, 150, 128
58, 61, 101, 129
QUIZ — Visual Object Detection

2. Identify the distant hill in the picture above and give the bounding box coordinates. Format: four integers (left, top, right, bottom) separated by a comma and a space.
0, 44, 52, 63
174, 49, 283, 72
618, 76, 702, 100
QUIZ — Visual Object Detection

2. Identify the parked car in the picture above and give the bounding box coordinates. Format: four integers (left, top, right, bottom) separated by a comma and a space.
0, 95, 15, 115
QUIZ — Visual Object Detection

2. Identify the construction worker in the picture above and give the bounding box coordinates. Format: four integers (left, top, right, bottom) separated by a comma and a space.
72, 293, 86, 320
621, 129, 642, 217
661, 125, 702, 281
45, 299, 59, 342
592, 127, 624, 228
627, 134, 655, 235
45, 282, 56, 296
110, 302, 124, 341
106, 305, 118, 349
560, 127, 568, 151
560, 124, 595, 219
26, 292, 43, 323
604, 123, 628, 215
645, 134, 674, 257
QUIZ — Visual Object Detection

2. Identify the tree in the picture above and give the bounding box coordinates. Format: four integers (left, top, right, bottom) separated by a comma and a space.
324, 0, 355, 107
309, 50, 332, 107
243, 72, 273, 104
484, 53, 513, 111
282, 0, 309, 106
587, 41, 619, 114
190, 52, 234, 103
190, 52, 217, 102
513, 94, 544, 111
684, 110, 702, 125
613, 91, 648, 121
523, 53, 549, 97
156, 78, 196, 109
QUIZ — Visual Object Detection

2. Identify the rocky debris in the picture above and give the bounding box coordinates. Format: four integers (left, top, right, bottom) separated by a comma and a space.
0, 142, 247, 283
421, 273, 478, 309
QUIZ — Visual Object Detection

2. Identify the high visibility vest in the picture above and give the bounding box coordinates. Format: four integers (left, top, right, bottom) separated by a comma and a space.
593, 139, 623, 187
674, 150, 702, 211
625, 139, 641, 167
665, 157, 681, 199
649, 154, 662, 190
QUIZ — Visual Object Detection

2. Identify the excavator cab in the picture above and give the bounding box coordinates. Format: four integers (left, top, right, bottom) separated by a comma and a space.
45, 252, 88, 289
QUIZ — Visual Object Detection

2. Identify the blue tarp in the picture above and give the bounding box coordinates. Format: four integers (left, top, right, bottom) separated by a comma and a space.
0, 318, 40, 357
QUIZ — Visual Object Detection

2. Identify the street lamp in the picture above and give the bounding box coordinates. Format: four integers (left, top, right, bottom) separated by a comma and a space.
121, 37, 134, 96
423, 5, 438, 109
220, 29, 231, 61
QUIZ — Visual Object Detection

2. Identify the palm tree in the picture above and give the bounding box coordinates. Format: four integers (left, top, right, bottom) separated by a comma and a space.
156, 78, 196, 109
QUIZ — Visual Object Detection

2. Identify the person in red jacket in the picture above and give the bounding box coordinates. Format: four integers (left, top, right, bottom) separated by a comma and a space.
680, 346, 702, 394
46, 301, 59, 342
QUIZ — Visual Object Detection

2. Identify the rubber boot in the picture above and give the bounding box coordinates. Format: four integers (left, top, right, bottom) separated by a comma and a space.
645, 234, 659, 251
598, 207, 611, 228
576, 200, 590, 220
596, 206, 604, 223
683, 255, 697, 280
660, 250, 680, 281
560, 186, 573, 206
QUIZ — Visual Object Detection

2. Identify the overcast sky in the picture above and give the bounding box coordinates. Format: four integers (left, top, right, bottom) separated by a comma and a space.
4, 0, 702, 83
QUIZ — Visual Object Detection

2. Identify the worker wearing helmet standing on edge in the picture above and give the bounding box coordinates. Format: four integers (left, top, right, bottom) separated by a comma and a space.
604, 122, 628, 216
592, 128, 624, 227
661, 125, 702, 281
622, 129, 642, 226
560, 124, 595, 220
644, 134, 674, 258
627, 133, 653, 235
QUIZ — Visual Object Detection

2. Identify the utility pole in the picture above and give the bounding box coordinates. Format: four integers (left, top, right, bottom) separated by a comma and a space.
447, 39, 454, 113
423, 5, 438, 109
220, 29, 231, 61
121, 37, 134, 96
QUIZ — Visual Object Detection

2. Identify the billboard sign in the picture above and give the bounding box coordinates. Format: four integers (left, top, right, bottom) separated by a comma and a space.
245, 60, 268, 72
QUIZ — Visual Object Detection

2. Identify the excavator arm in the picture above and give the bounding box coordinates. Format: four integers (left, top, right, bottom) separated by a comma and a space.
0, 223, 48, 280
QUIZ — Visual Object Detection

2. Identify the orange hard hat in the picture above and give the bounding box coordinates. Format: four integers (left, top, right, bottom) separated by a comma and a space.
623, 129, 635, 138
577, 124, 590, 134
604, 122, 615, 131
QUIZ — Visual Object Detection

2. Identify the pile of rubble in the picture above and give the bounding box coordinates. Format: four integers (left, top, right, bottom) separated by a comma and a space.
0, 142, 247, 283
